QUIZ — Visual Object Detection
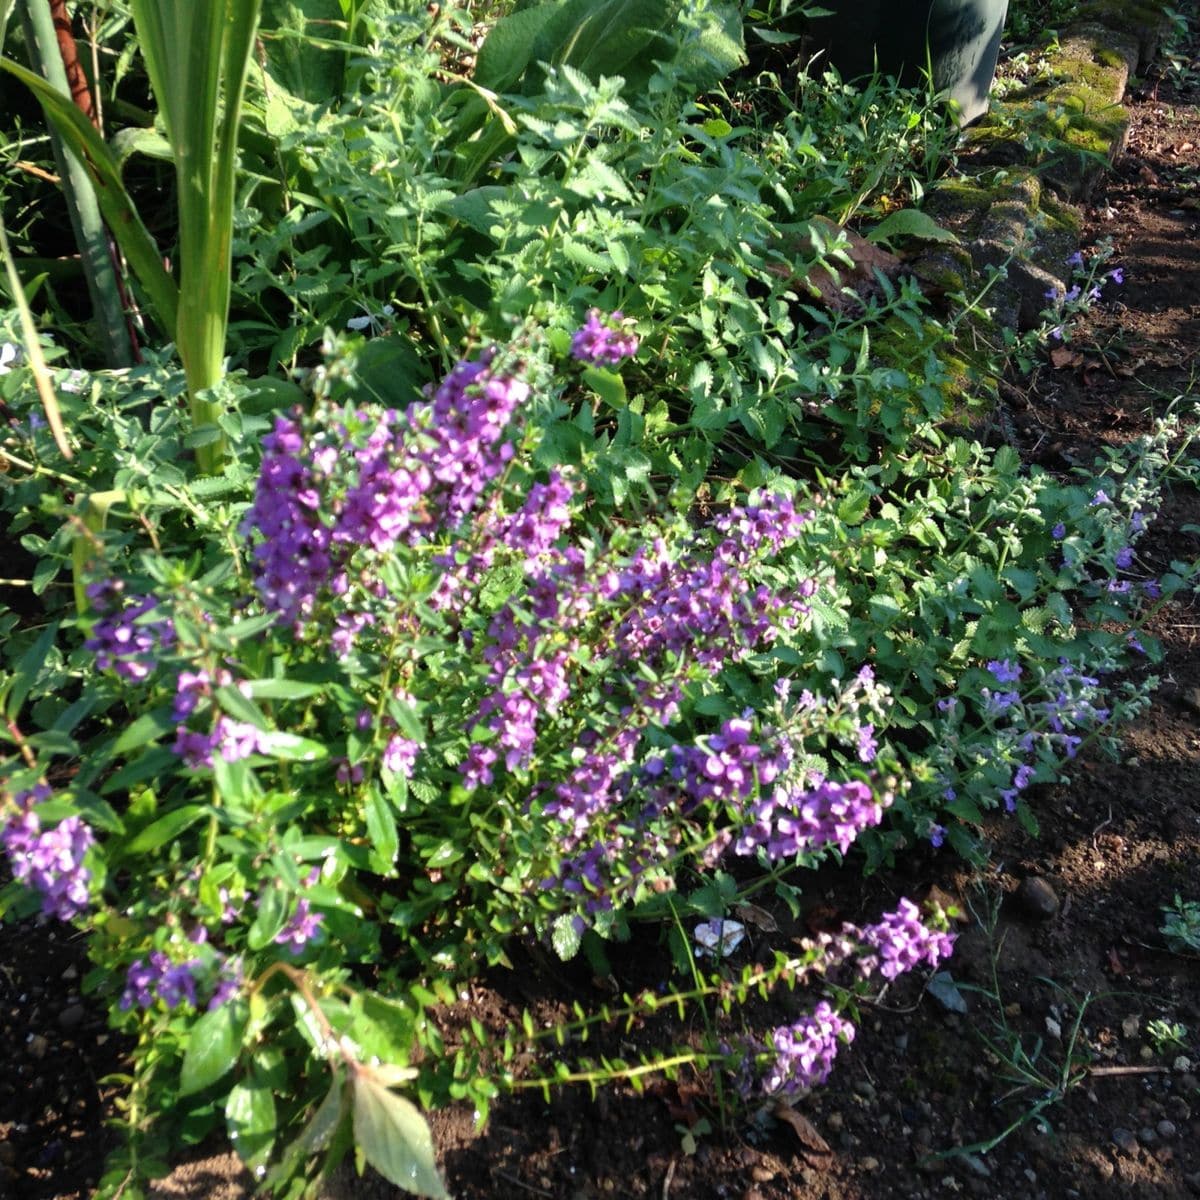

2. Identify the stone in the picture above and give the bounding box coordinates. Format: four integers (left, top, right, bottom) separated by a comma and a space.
57, 1003, 85, 1031
1138, 1126, 1157, 1145
1157, 1120, 1177, 1139
826, 1112, 844, 1132
1111, 1127, 1139, 1156
861, 1157, 880, 1172
1013, 876, 1061, 919
1181, 687, 1200, 718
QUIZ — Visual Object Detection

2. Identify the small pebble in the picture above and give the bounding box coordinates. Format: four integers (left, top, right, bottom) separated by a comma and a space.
1111, 1127, 1139, 1156
854, 1080, 877, 1102
827, 1112, 844, 1132
1157, 1120, 1177, 1139
1138, 1127, 1157, 1146
1014, 876, 1060, 919
861, 1157, 880, 1172
57, 1004, 85, 1031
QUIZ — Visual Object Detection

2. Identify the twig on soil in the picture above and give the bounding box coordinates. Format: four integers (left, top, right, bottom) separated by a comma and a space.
492, 1169, 555, 1197
1091, 805, 1114, 847
1088, 1064, 1170, 1077
662, 1157, 677, 1199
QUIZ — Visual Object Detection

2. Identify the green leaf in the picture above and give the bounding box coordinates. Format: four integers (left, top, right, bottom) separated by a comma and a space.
2, 621, 59, 719
581, 366, 627, 410
351, 1070, 448, 1198
866, 208, 958, 249
180, 1002, 246, 1096
551, 913, 582, 961
365, 787, 398, 872
248, 885, 290, 950
226, 1070, 277, 1169
255, 731, 329, 762
112, 708, 176, 755
124, 805, 207, 856
473, 4, 560, 92
245, 679, 325, 701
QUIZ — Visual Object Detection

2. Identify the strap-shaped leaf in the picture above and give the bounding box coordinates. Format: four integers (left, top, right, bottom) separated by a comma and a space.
0, 57, 178, 335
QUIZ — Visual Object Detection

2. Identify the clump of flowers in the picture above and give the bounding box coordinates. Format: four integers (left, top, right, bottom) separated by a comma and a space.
569, 308, 639, 366
1, 786, 94, 921
759, 1001, 855, 1097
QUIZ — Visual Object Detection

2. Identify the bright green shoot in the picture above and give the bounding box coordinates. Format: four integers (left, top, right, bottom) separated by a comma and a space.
129, 0, 262, 472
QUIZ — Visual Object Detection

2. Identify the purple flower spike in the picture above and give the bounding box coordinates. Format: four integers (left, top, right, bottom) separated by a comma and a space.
276, 898, 323, 953
570, 309, 639, 367
760, 1001, 855, 1097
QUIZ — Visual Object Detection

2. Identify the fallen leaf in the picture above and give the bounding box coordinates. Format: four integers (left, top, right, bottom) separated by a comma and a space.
734, 902, 779, 933
1050, 346, 1083, 369
773, 1104, 832, 1163
1107, 947, 1125, 976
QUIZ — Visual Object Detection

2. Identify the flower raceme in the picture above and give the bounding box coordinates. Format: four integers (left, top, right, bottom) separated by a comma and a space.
1, 786, 94, 922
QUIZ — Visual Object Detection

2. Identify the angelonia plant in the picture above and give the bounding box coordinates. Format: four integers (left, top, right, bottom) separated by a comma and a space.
0, 312, 1192, 1196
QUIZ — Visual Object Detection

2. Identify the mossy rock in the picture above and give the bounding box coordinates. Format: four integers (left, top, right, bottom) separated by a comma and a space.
1070, 1, 1175, 68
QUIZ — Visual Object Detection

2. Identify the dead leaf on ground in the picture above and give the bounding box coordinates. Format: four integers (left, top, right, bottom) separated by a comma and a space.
1050, 346, 1084, 369
777, 216, 903, 315
773, 1104, 833, 1164
734, 902, 779, 933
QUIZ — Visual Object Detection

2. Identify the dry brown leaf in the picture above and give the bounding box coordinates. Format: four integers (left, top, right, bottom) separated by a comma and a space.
773, 1104, 833, 1164
734, 902, 779, 933
1050, 346, 1083, 369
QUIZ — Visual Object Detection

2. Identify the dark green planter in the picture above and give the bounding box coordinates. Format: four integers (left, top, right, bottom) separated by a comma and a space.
803, 0, 1010, 125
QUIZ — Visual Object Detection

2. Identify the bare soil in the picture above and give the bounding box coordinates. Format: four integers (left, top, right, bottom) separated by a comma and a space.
4, 17, 1200, 1200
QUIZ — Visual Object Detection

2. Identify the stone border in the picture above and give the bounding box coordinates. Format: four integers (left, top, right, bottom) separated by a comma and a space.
915, 1, 1176, 331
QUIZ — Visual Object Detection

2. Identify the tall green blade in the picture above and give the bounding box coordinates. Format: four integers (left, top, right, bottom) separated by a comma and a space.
130, 0, 263, 471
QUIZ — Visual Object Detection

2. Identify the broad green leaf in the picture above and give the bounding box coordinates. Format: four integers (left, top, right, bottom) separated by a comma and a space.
473, 4, 560, 92
866, 208, 958, 248
351, 1071, 448, 1199
248, 886, 290, 950
180, 1002, 247, 1096
245, 679, 325, 701
124, 805, 208, 856
551, 913, 582, 961
255, 731, 329, 762
364, 787, 398, 872
227, 1071, 277, 1169
112, 708, 176, 755
581, 366, 627, 410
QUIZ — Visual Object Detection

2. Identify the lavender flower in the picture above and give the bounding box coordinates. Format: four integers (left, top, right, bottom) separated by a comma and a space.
276, 898, 323, 953
855, 899, 956, 981
987, 659, 1022, 684
119, 951, 202, 1010
85, 585, 175, 683
759, 1002, 855, 1097
735, 778, 885, 861
569, 309, 639, 366
2, 793, 94, 921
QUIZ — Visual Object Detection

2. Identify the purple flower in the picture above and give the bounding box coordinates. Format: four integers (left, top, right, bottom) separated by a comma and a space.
1052, 522, 1066, 540
1108, 267, 1125, 285
84, 587, 175, 683
735, 778, 885, 861
1114, 546, 1134, 569
1090, 490, 1110, 506
382, 734, 421, 778
1065, 284, 1082, 303
759, 1002, 855, 1097
1012, 763, 1035, 790
1066, 250, 1085, 269
2, 796, 94, 921
929, 823, 946, 848
275, 898, 323, 953
987, 659, 1022, 684
855, 722, 877, 764
119, 952, 202, 1010
569, 309, 639, 366
855, 899, 956, 981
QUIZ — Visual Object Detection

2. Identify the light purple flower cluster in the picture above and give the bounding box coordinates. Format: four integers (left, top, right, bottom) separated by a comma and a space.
242, 348, 531, 638
734, 778, 885, 861
119, 951, 203, 1010
276, 898, 323, 953
855, 899, 956, 980
668, 718, 787, 811
84, 582, 175, 683
1, 789, 94, 921
569, 309, 639, 366
759, 1001, 855, 1097
173, 717, 265, 769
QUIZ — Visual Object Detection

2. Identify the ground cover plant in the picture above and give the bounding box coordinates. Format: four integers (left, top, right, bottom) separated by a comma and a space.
1, 1, 1198, 1197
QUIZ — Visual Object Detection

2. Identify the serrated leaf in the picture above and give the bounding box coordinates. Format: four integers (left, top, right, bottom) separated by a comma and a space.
351, 1071, 448, 1198
180, 1002, 246, 1096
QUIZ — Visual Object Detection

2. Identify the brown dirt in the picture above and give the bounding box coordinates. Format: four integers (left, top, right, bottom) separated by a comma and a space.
4, 15, 1200, 1200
